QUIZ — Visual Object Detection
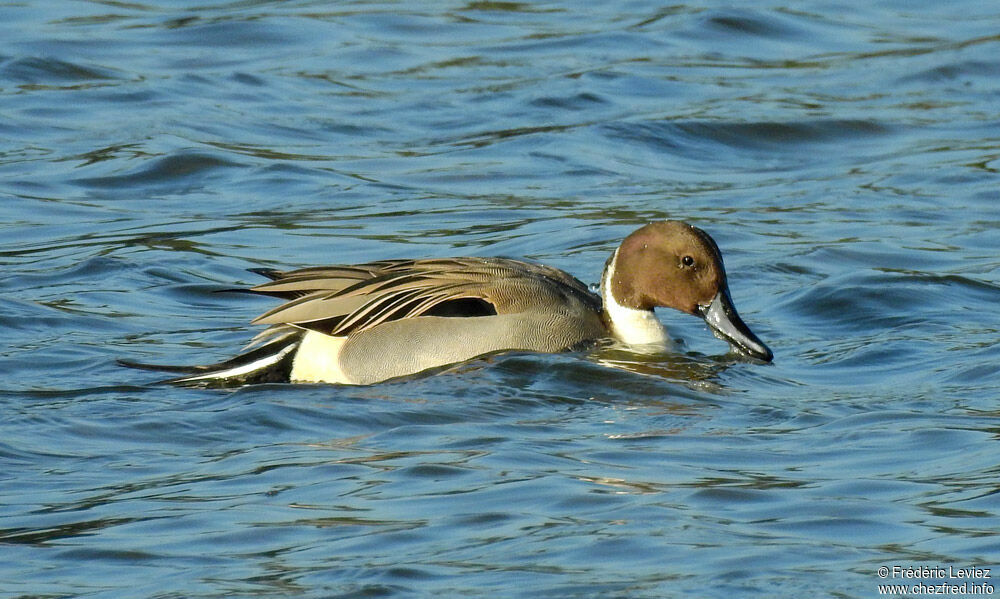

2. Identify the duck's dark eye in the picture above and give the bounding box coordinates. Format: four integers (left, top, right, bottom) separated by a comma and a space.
681, 255, 695, 267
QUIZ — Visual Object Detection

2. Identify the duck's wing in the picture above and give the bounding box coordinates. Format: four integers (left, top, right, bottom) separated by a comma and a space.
247, 257, 600, 337
245, 261, 411, 299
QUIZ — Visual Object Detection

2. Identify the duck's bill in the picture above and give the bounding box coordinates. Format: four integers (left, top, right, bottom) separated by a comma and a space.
697, 290, 773, 362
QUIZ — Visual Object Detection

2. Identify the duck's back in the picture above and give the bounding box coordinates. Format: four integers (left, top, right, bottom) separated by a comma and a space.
250, 258, 607, 384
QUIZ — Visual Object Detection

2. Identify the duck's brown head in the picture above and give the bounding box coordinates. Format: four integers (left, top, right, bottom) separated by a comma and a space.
606, 221, 773, 362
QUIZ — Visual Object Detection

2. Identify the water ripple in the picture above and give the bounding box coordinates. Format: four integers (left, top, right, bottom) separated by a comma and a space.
73, 151, 244, 189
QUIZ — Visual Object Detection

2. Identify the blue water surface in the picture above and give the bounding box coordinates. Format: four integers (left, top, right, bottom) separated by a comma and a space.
3, 1, 1000, 597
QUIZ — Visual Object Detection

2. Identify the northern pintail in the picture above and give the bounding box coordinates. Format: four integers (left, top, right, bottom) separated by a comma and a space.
122, 221, 772, 386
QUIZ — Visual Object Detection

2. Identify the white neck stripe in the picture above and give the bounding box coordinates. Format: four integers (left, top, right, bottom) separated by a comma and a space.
601, 249, 669, 349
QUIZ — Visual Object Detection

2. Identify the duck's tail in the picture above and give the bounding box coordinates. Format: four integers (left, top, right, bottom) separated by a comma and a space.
118, 328, 301, 388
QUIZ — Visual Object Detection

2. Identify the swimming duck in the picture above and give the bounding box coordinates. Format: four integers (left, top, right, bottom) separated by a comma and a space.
124, 221, 772, 386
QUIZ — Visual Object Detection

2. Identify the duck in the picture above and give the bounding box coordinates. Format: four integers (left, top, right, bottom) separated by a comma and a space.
121, 221, 772, 386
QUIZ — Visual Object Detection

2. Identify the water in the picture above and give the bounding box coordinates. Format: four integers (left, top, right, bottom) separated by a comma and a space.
3, 1, 1000, 597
